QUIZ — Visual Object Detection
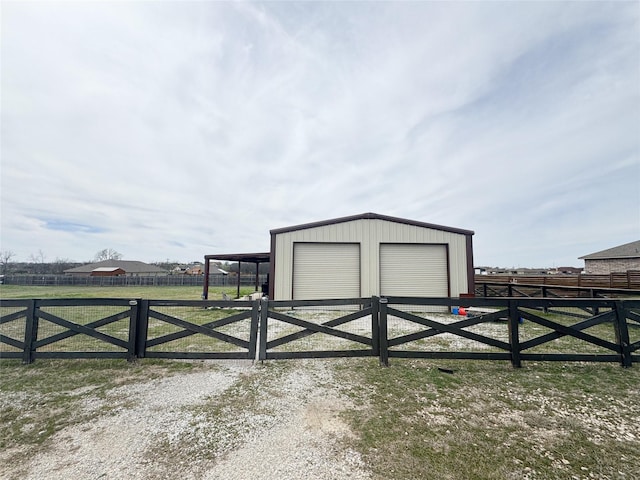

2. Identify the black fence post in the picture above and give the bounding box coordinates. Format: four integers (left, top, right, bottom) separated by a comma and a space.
127, 300, 139, 362
258, 297, 269, 361
248, 299, 260, 361
135, 299, 149, 359
613, 301, 632, 368
371, 296, 380, 357
22, 300, 38, 364
379, 298, 389, 367
508, 300, 522, 368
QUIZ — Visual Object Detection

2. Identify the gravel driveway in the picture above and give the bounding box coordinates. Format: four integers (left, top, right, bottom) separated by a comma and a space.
2, 360, 370, 480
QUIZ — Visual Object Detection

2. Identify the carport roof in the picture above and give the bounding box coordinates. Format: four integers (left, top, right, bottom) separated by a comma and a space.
270, 212, 474, 236
204, 252, 271, 263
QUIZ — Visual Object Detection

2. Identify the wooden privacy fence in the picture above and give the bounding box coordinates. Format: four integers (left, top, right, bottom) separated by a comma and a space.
474, 281, 640, 299
475, 271, 640, 290
1, 297, 639, 367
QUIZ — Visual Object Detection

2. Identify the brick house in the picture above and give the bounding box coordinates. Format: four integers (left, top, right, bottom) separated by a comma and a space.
579, 240, 640, 274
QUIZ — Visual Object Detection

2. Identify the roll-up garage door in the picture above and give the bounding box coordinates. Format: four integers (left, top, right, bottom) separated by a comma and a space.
293, 243, 360, 300
380, 244, 448, 298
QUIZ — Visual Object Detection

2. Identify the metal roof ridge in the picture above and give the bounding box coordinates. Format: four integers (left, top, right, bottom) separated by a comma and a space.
269, 212, 474, 236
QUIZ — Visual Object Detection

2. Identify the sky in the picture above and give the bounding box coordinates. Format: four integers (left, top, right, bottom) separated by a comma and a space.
1, 1, 639, 268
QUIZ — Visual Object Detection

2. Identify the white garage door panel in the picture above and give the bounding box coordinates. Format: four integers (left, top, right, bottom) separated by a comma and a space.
293, 243, 360, 300
380, 244, 448, 297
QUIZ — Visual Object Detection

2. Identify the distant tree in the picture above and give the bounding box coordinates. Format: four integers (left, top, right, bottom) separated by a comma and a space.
28, 249, 47, 274
52, 257, 77, 274
0, 249, 15, 275
94, 248, 123, 262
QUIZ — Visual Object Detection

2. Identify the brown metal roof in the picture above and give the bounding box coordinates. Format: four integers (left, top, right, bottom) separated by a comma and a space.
270, 212, 474, 236
204, 252, 271, 263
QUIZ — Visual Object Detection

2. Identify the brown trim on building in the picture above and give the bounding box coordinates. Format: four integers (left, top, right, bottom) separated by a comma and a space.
269, 212, 475, 237
466, 235, 475, 295
269, 233, 277, 299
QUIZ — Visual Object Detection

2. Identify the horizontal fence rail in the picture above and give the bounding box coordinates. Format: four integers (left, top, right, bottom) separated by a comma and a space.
2, 297, 638, 367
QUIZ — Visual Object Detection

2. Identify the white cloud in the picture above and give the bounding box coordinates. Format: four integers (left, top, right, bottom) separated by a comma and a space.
1, 1, 638, 267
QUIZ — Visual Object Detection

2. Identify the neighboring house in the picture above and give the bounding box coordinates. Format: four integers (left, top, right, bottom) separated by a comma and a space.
551, 267, 583, 275
185, 265, 228, 275
579, 240, 640, 274
185, 265, 204, 275
64, 260, 168, 277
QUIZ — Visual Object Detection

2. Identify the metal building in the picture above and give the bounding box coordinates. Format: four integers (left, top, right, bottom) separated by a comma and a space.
268, 213, 474, 301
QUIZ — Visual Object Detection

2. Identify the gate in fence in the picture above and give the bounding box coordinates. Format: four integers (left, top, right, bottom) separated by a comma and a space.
138, 300, 259, 360
2, 297, 639, 367
258, 298, 379, 360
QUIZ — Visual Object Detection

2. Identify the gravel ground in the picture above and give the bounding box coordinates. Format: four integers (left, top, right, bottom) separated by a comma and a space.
1, 360, 370, 480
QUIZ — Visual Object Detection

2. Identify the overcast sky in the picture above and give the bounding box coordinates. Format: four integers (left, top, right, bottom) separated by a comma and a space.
1, 1, 639, 267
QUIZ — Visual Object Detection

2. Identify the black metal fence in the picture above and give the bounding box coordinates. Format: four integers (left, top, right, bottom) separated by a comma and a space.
2, 297, 638, 367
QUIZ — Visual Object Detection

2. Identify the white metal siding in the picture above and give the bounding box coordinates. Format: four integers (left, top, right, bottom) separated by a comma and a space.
273, 218, 469, 300
380, 244, 448, 297
293, 243, 360, 300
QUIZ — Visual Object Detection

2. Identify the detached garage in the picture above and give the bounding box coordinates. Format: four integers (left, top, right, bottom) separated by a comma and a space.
269, 213, 474, 301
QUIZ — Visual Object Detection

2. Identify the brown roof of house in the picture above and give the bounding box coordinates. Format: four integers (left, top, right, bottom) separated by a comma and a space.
64, 260, 168, 274
579, 240, 640, 260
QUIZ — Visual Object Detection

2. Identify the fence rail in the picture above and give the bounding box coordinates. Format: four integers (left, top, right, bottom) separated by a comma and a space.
2, 297, 638, 367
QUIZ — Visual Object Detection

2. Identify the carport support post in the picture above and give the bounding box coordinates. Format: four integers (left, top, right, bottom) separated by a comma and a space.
379, 298, 389, 367
254, 262, 260, 292
236, 261, 241, 299
508, 300, 522, 368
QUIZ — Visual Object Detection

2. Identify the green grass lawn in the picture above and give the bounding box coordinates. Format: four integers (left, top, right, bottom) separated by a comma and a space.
336, 358, 640, 480
0, 284, 256, 300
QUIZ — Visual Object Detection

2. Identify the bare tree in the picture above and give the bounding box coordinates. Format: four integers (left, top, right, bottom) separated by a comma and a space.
52, 257, 76, 274
93, 248, 123, 262
0, 249, 15, 275
28, 249, 47, 274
